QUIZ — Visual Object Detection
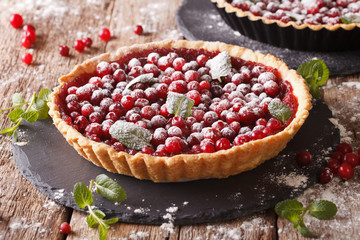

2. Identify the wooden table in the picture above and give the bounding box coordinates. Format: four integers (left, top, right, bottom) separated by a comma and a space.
0, 0, 359, 239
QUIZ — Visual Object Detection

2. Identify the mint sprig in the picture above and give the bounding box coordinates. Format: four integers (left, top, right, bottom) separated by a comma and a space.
275, 199, 337, 238
73, 174, 126, 240
268, 101, 292, 124
297, 59, 329, 99
209, 51, 232, 83
125, 73, 158, 90
0, 88, 52, 141
341, 14, 360, 24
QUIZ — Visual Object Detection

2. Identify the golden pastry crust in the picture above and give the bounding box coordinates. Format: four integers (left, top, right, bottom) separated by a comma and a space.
211, 0, 360, 31
48, 39, 312, 182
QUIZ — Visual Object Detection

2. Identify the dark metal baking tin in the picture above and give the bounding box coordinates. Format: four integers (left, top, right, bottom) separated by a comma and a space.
212, 2, 360, 52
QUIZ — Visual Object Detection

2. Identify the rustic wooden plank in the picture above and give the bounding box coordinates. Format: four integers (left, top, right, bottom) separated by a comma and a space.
278, 74, 360, 239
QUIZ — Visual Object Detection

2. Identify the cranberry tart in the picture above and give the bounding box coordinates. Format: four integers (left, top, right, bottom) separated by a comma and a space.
211, 0, 360, 51
48, 40, 311, 182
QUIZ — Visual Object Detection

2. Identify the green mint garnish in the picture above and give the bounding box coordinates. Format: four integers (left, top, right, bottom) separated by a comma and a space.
268, 101, 292, 124
209, 51, 232, 83
73, 174, 126, 240
0, 88, 52, 141
165, 91, 194, 118
297, 59, 329, 99
275, 199, 337, 238
109, 121, 152, 150
341, 14, 360, 24
125, 73, 157, 90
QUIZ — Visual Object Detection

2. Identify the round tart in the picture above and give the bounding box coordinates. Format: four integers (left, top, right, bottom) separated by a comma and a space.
211, 0, 360, 51
48, 40, 312, 182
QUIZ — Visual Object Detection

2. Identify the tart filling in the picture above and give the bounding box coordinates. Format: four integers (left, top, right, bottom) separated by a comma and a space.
49, 40, 312, 182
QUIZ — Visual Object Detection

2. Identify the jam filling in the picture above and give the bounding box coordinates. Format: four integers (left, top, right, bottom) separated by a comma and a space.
55, 48, 298, 156
226, 0, 360, 25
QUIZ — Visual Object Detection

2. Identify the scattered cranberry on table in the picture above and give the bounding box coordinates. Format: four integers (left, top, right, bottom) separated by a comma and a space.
99, 28, 111, 41
319, 168, 333, 184
59, 222, 71, 234
296, 150, 312, 166
134, 25, 143, 35
74, 40, 85, 52
83, 37, 93, 48
21, 52, 33, 65
10, 13, 23, 28
59, 45, 70, 57
338, 162, 354, 180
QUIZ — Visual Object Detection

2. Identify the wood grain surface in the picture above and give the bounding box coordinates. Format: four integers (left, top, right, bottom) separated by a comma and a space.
0, 0, 359, 239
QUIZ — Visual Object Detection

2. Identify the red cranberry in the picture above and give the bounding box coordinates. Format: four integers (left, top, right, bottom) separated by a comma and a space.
59, 45, 70, 57
99, 28, 111, 41
170, 116, 185, 128
74, 116, 89, 131
81, 104, 94, 117
201, 142, 216, 153
331, 151, 343, 161
196, 54, 208, 67
342, 153, 359, 168
113, 69, 126, 82
157, 56, 172, 71
200, 81, 211, 91
147, 52, 160, 64
165, 137, 184, 154
338, 162, 354, 180
60, 222, 71, 234
113, 142, 125, 152
85, 123, 102, 138
336, 142, 352, 154
186, 90, 201, 105
216, 138, 231, 151
141, 106, 156, 120
10, 14, 23, 28
83, 37, 93, 48
156, 83, 168, 98
22, 53, 33, 65
121, 96, 135, 110
23, 24, 35, 32
327, 159, 341, 174
141, 146, 154, 154
21, 36, 32, 48
296, 151, 312, 166
319, 168, 333, 184
74, 40, 85, 52
134, 25, 143, 35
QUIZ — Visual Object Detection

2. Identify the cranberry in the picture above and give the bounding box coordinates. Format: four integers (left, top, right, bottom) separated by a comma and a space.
203, 128, 221, 141
319, 168, 333, 184
83, 37, 93, 48
81, 104, 94, 117
141, 146, 154, 154
201, 142, 216, 153
74, 40, 85, 52
156, 83, 168, 98
22, 52, 33, 65
23, 24, 35, 32
147, 52, 160, 64
216, 138, 231, 151
165, 137, 184, 154
184, 70, 200, 83
113, 69, 126, 82
60, 222, 71, 234
141, 106, 156, 120
157, 56, 172, 71
331, 151, 343, 161
200, 80, 211, 91
342, 153, 359, 168
59, 45, 70, 57
296, 151, 312, 166
121, 96, 135, 110
170, 116, 185, 128
85, 123, 102, 138
336, 142, 352, 154
21, 36, 32, 48
327, 159, 341, 174
186, 90, 201, 105
112, 142, 125, 152
196, 54, 208, 67
10, 13, 23, 28
99, 28, 111, 41
74, 116, 89, 131
134, 25, 143, 35
338, 162, 354, 180
151, 115, 167, 128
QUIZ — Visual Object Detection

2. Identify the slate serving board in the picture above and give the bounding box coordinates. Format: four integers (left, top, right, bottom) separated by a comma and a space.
176, 0, 360, 76
12, 100, 339, 225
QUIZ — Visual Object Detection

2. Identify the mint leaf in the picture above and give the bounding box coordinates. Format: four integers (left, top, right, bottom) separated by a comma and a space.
341, 14, 360, 24
21, 111, 39, 123
297, 59, 329, 99
0, 126, 18, 134
86, 209, 106, 228
99, 224, 108, 240
8, 109, 24, 124
73, 182, 93, 209
12, 93, 26, 110
209, 51, 232, 82
38, 88, 52, 102
30, 98, 49, 120
109, 121, 152, 150
95, 174, 127, 202
125, 73, 157, 90
166, 91, 194, 118
268, 101, 292, 123
275, 199, 303, 223
296, 219, 313, 238
103, 218, 118, 225
309, 200, 337, 220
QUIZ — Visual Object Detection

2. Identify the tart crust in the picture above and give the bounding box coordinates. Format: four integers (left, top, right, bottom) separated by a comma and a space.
211, 0, 360, 31
48, 39, 312, 182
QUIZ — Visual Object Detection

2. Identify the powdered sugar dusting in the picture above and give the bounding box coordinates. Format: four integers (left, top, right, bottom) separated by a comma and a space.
276, 172, 308, 188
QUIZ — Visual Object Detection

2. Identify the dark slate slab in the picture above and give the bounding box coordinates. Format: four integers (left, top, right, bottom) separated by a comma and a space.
12, 100, 339, 225
176, 0, 360, 76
